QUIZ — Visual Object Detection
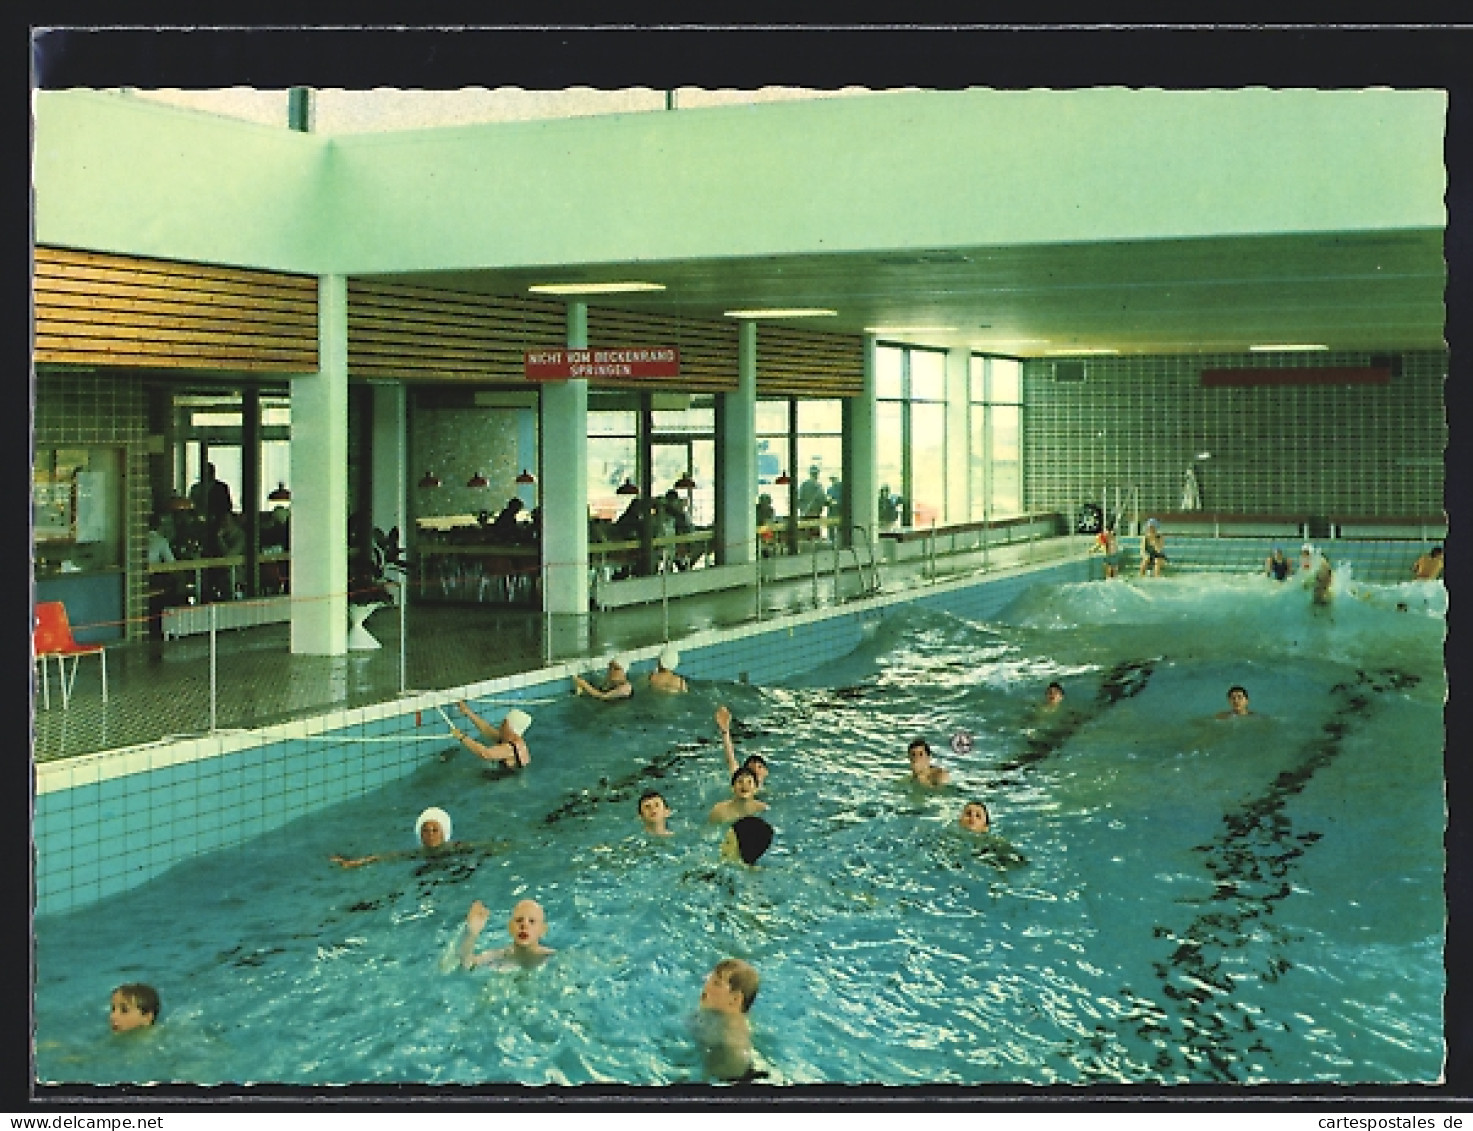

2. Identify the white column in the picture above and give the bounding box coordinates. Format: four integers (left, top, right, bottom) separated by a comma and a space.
945, 347, 970, 523
291, 274, 349, 654
720, 321, 758, 565
845, 335, 879, 546
540, 302, 589, 616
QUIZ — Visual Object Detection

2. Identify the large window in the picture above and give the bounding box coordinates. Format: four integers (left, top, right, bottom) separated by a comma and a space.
969, 355, 1024, 518
757, 396, 843, 548
876, 344, 947, 529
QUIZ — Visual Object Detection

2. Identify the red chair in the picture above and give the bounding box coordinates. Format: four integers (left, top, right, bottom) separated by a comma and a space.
33, 601, 108, 709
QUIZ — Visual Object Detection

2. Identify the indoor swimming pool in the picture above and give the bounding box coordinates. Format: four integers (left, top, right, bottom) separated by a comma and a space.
33, 571, 1447, 1087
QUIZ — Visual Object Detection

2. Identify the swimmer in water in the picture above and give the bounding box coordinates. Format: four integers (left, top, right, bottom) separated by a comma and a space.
719, 814, 774, 866
1043, 682, 1066, 711
573, 654, 634, 701
958, 800, 991, 833
708, 766, 769, 825
331, 806, 504, 868
1215, 685, 1253, 719
450, 703, 532, 770
1412, 546, 1444, 581
648, 645, 689, 693
110, 983, 159, 1033
1265, 545, 1291, 581
715, 705, 770, 789
1139, 518, 1167, 577
459, 898, 554, 969
694, 958, 761, 1081
638, 790, 674, 837
907, 737, 951, 787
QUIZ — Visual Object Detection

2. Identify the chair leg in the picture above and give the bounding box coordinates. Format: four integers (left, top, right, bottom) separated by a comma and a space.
37, 657, 49, 711
60, 655, 77, 709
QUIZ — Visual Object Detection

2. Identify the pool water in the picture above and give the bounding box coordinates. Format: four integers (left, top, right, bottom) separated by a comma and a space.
33, 574, 1446, 1086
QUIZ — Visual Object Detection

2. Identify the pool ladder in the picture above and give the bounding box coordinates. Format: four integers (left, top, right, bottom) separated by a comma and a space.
847, 525, 881, 597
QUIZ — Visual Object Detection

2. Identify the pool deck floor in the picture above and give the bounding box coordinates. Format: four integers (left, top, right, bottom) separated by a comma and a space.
32, 539, 1077, 763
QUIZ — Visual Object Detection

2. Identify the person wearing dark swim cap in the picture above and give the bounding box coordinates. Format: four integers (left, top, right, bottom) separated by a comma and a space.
721, 814, 774, 866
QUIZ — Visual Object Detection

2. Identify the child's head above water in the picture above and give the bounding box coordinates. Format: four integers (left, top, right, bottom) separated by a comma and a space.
701, 958, 760, 1015
742, 753, 769, 784
730, 766, 759, 795
415, 806, 452, 848
637, 790, 671, 830
507, 899, 549, 952
959, 801, 991, 833
110, 983, 159, 1032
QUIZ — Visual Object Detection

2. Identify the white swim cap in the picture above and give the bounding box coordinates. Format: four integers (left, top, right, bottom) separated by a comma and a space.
504, 707, 532, 736
415, 806, 452, 844
1301, 542, 1314, 554
659, 644, 680, 671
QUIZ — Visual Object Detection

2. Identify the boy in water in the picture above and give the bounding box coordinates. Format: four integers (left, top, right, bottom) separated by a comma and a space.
708, 767, 769, 825
638, 790, 674, 837
1043, 682, 1066, 710
907, 738, 951, 787
1215, 685, 1254, 719
714, 705, 770, 787
958, 801, 991, 833
110, 983, 159, 1033
459, 898, 555, 969
694, 958, 761, 1081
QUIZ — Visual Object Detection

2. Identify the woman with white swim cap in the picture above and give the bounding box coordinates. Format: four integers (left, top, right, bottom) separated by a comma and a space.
330, 806, 457, 868
648, 644, 688, 694
450, 700, 533, 770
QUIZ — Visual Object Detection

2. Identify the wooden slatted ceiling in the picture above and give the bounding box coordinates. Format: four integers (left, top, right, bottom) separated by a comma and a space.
349, 281, 566, 381
34, 246, 318, 372
351, 281, 741, 392
585, 307, 737, 393
756, 325, 864, 398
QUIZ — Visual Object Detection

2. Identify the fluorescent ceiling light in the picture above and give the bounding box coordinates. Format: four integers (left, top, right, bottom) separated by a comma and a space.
864, 326, 958, 334
724, 308, 837, 319
528, 282, 666, 295
1042, 348, 1119, 356
1248, 343, 1328, 352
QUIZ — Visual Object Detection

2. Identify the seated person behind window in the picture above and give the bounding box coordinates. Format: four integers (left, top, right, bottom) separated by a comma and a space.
488, 497, 525, 543
877, 486, 900, 527
147, 513, 175, 564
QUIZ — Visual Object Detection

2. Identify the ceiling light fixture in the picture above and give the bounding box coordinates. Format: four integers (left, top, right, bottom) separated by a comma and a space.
267, 482, 291, 502
466, 471, 489, 489
774, 470, 791, 486
1042, 348, 1120, 357
616, 479, 640, 495
723, 308, 837, 319
528, 282, 666, 295
515, 469, 536, 484
418, 470, 442, 489
674, 472, 696, 491
1248, 343, 1329, 352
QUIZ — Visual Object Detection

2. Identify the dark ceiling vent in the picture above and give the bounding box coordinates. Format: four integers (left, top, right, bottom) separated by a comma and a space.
1053, 360, 1087, 383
